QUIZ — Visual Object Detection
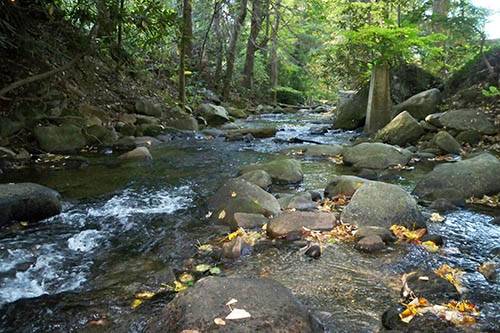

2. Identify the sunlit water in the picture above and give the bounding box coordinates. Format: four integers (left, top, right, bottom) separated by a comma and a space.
0, 110, 498, 332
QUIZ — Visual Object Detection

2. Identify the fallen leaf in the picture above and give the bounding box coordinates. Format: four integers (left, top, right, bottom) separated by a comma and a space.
430, 213, 446, 223
195, 264, 211, 272
435, 264, 464, 292
209, 267, 221, 275
197, 243, 213, 253
390, 225, 426, 243
174, 280, 188, 292
135, 291, 155, 300
179, 273, 194, 284
225, 308, 251, 320
218, 210, 226, 220
226, 298, 238, 306
422, 241, 440, 253
231, 192, 237, 198
214, 318, 226, 326
131, 299, 143, 309
20, 221, 28, 227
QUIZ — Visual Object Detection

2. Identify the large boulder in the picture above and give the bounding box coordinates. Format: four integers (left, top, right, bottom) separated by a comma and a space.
146, 276, 317, 332
342, 143, 412, 169
34, 124, 87, 153
278, 192, 317, 211
375, 111, 424, 146
438, 109, 497, 135
225, 127, 277, 140
267, 211, 337, 238
341, 181, 426, 230
324, 175, 369, 198
86, 125, 118, 146
135, 99, 162, 117
164, 114, 199, 131
197, 103, 230, 125
238, 170, 272, 189
239, 159, 303, 184
207, 179, 281, 229
0, 183, 62, 227
413, 153, 500, 201
392, 88, 441, 120
334, 88, 369, 130
432, 131, 462, 154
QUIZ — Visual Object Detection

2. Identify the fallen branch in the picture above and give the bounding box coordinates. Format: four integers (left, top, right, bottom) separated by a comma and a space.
0, 55, 81, 98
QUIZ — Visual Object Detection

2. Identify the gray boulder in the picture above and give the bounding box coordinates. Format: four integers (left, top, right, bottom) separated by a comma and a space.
208, 179, 281, 229
233, 213, 268, 229
225, 127, 277, 140
424, 112, 445, 127
439, 109, 497, 135
342, 142, 412, 169
238, 170, 272, 189
0, 183, 62, 227
86, 125, 118, 146
355, 235, 386, 253
324, 175, 369, 198
334, 88, 369, 130
393, 88, 441, 120
239, 159, 303, 184
197, 103, 230, 125
278, 192, 317, 211
34, 124, 87, 153
432, 131, 462, 154
341, 181, 426, 230
118, 147, 153, 161
146, 276, 317, 332
267, 211, 337, 238
164, 114, 199, 131
375, 111, 424, 146
135, 99, 162, 117
413, 153, 500, 201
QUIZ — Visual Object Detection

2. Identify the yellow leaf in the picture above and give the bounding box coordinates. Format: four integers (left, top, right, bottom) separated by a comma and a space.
179, 273, 194, 283
390, 225, 426, 242
197, 243, 213, 252
131, 298, 143, 309
430, 213, 446, 223
214, 318, 226, 326
135, 291, 155, 299
218, 210, 226, 220
231, 192, 237, 198
422, 241, 440, 253
195, 264, 211, 272
20, 221, 28, 227
435, 264, 463, 292
174, 280, 188, 292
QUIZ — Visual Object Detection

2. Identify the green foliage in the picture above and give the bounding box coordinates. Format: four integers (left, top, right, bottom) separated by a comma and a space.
482, 86, 500, 97
274, 86, 305, 105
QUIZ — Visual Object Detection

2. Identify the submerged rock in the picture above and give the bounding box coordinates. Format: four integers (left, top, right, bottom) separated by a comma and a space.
0, 183, 62, 227
392, 88, 441, 120
239, 159, 304, 184
413, 153, 500, 201
208, 178, 281, 229
118, 147, 153, 161
375, 111, 424, 146
342, 143, 412, 169
146, 276, 317, 332
34, 124, 87, 153
267, 211, 337, 238
341, 181, 426, 230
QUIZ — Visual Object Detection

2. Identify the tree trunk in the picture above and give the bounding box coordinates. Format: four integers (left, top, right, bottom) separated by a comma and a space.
365, 63, 392, 133
179, 0, 191, 108
213, 3, 224, 90
184, 0, 193, 61
222, 0, 248, 100
432, 0, 450, 33
242, 0, 264, 90
269, 0, 281, 105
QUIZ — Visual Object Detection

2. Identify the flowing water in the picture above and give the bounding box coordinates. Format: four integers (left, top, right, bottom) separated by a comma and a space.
0, 110, 498, 332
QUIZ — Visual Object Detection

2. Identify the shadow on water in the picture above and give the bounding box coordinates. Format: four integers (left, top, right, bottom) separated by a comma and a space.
0, 111, 498, 332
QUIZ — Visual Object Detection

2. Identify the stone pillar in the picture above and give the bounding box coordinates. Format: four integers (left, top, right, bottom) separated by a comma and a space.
365, 63, 392, 133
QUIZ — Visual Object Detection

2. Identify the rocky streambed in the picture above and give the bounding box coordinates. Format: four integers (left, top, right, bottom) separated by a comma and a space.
0, 108, 499, 332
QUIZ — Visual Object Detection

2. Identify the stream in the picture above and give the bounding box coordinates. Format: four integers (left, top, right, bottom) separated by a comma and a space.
0, 110, 499, 332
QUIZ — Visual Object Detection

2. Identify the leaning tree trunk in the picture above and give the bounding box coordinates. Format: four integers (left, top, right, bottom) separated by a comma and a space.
213, 3, 224, 91
365, 63, 392, 133
222, 0, 248, 100
242, 0, 264, 90
269, 0, 281, 105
